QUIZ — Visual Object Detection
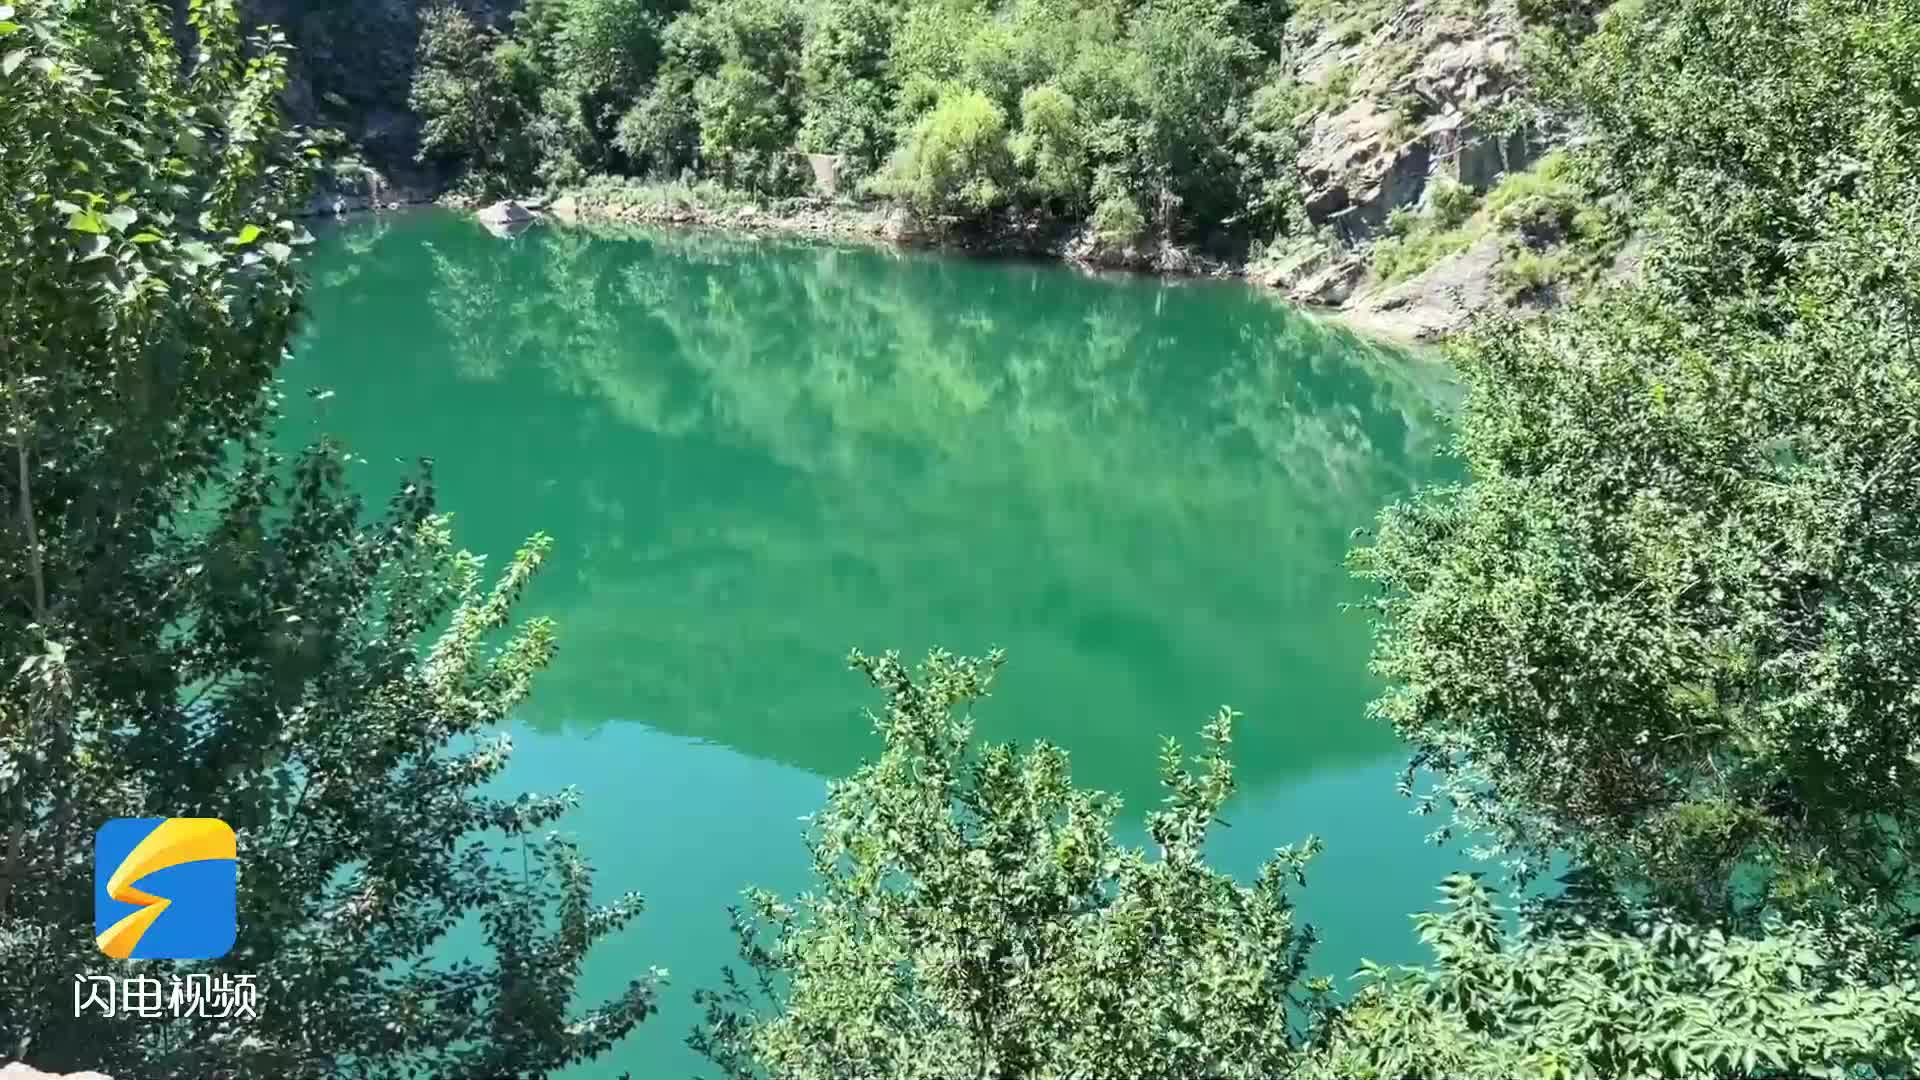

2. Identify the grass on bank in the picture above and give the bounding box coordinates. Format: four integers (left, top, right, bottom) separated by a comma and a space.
1366, 151, 1630, 298
567, 175, 768, 217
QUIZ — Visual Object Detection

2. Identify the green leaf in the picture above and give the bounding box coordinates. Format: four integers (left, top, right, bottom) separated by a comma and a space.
2, 47, 24, 76
0, 23, 20, 37
230, 223, 262, 247
129, 232, 163, 244
66, 209, 106, 234
179, 241, 222, 268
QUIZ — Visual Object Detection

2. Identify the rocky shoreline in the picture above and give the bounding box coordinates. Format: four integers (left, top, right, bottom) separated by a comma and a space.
457, 192, 1476, 346
285, 0, 1614, 347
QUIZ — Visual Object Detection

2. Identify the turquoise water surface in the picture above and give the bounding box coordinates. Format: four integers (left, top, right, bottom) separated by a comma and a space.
286, 211, 1467, 1077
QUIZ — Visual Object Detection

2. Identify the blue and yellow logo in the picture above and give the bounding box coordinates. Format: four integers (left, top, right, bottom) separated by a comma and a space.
94, 818, 236, 960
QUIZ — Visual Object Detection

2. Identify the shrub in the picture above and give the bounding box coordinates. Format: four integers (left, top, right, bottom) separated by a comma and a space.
871, 88, 1014, 219
1091, 189, 1147, 246
693, 651, 1324, 1080
1427, 177, 1478, 229
1370, 211, 1484, 285
1350, 168, 1920, 926
1497, 246, 1566, 300
1312, 875, 1920, 1079
1011, 83, 1088, 209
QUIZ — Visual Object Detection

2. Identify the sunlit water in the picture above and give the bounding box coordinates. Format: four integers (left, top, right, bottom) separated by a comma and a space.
286, 210, 1468, 1077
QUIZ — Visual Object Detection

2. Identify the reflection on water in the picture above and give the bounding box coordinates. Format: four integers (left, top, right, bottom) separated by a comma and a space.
288, 213, 1455, 807
287, 211, 1464, 1077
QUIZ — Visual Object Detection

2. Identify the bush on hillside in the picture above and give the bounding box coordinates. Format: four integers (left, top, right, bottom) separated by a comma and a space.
869, 88, 1016, 220
1350, 164, 1920, 930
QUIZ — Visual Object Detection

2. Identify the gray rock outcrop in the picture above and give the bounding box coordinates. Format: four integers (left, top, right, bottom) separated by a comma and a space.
1293, 0, 1537, 244
1258, 0, 1572, 339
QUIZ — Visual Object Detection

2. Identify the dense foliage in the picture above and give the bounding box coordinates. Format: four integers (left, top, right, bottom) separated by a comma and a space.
1350, 0, 1920, 943
8, 0, 1920, 1075
695, 652, 1920, 1078
694, 650, 1327, 1080
688, 0, 1920, 1073
411, 0, 1307, 240
1566, 0, 1920, 302
1317, 873, 1920, 1080
0, 1, 649, 1075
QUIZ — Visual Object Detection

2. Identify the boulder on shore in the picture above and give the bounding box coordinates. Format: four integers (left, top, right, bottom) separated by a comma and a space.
476, 199, 534, 226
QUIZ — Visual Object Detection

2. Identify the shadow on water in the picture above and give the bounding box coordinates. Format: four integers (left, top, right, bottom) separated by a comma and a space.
286, 211, 1459, 812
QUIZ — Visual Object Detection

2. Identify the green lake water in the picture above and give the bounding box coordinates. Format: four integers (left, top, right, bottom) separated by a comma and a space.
286, 210, 1467, 1078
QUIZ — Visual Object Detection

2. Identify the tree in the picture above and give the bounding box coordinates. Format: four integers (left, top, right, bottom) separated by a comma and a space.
690, 651, 1920, 1079
502, 0, 679, 187
675, 0, 807, 192
693, 650, 1326, 1080
410, 5, 542, 195
1566, 0, 1920, 302
0, 2, 651, 1075
549, 0, 668, 109
616, 66, 703, 178
1231, 74, 1308, 239
871, 87, 1015, 220
795, 0, 898, 180
1125, 0, 1263, 235
695, 60, 795, 192
1347, 151, 1920, 930
1010, 83, 1087, 211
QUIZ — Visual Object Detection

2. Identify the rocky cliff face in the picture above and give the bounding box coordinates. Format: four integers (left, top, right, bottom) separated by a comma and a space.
1294, 0, 1537, 238
1265, 0, 1578, 339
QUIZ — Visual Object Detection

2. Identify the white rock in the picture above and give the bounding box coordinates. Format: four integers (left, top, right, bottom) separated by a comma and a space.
1, 1064, 115, 1080
476, 200, 533, 226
